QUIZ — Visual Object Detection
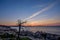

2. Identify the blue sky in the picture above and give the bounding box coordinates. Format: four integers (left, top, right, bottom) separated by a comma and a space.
0, 0, 60, 26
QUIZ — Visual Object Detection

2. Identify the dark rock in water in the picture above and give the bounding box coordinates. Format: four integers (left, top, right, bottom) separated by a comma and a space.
57, 37, 60, 40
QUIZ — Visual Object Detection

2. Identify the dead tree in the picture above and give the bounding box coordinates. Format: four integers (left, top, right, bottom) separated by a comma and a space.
17, 19, 26, 40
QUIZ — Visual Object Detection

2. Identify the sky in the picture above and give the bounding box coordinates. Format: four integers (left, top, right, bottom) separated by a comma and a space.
0, 0, 60, 26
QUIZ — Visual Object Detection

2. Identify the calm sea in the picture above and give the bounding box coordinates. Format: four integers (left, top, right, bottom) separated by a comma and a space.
11, 26, 60, 35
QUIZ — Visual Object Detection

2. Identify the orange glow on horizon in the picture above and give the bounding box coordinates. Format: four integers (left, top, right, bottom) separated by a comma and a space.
23, 19, 60, 26
0, 19, 60, 26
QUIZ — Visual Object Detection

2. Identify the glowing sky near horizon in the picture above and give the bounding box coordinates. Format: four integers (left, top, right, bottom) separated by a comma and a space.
0, 0, 60, 26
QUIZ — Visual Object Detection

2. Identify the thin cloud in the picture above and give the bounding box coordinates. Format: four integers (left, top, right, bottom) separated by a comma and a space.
23, 2, 56, 21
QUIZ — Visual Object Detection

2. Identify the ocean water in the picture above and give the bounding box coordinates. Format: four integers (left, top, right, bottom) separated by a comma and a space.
11, 26, 60, 35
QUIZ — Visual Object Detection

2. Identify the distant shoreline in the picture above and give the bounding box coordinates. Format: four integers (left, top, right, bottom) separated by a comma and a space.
0, 25, 60, 27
